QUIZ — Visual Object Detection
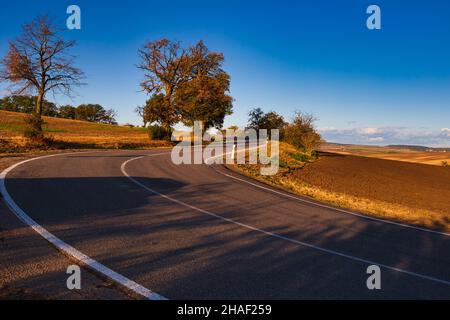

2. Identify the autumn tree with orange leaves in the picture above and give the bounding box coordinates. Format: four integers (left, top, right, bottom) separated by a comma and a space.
176, 41, 233, 132
138, 39, 232, 138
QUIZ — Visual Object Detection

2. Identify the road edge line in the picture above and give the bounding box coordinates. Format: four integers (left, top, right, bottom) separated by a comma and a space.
123, 156, 450, 288
204, 142, 449, 237
0, 151, 167, 300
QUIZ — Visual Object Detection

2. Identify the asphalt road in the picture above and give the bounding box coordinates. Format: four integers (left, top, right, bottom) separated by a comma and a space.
2, 149, 450, 299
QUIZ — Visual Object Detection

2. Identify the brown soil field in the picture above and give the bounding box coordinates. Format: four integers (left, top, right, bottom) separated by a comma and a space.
233, 145, 450, 232
291, 153, 450, 217
361, 152, 450, 166
320, 144, 450, 166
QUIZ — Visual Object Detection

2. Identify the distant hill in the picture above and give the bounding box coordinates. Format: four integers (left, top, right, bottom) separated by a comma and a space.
323, 142, 450, 152
387, 145, 450, 152
320, 142, 450, 166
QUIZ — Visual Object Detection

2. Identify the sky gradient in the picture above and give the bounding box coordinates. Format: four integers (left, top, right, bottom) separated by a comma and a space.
1, 0, 449, 146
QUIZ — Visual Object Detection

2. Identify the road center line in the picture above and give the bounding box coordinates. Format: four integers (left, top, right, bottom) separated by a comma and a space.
122, 155, 450, 287
204, 145, 449, 237
212, 169, 450, 237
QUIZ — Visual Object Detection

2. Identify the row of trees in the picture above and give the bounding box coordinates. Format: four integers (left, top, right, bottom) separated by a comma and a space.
0, 16, 232, 140
0, 95, 58, 117
58, 104, 117, 124
0, 95, 117, 124
246, 107, 322, 156
0, 15, 321, 157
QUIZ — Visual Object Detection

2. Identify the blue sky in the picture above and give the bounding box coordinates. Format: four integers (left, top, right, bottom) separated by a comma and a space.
1, 0, 449, 146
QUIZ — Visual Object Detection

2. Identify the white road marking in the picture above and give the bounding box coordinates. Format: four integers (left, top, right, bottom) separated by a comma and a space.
204, 141, 262, 165
205, 147, 450, 237
3, 149, 449, 299
123, 155, 450, 287
214, 170, 450, 237
0, 151, 168, 300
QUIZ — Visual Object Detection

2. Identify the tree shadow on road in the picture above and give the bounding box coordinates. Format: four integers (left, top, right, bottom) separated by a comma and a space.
3, 175, 450, 299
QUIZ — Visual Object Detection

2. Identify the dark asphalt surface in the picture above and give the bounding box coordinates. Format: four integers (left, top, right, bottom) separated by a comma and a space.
0, 199, 130, 300
4, 149, 450, 299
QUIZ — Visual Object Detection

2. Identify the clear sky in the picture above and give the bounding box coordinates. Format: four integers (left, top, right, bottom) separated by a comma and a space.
1, 0, 449, 146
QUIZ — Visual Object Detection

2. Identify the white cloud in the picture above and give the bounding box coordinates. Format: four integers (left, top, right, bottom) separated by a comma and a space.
319, 126, 450, 147
441, 128, 450, 137
358, 127, 379, 135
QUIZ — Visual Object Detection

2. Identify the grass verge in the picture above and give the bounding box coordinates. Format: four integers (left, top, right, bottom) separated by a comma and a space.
0, 110, 172, 155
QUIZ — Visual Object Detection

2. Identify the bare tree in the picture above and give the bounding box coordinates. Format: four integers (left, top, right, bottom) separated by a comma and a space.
134, 105, 149, 127
103, 109, 118, 125
0, 15, 84, 133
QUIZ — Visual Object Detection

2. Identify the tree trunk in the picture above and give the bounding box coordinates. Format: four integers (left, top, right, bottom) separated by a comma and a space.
36, 90, 44, 115
162, 122, 172, 140
33, 90, 44, 133
163, 90, 173, 140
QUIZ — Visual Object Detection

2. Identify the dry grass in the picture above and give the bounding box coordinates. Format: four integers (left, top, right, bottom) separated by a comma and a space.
274, 178, 448, 232
0, 110, 171, 154
232, 143, 450, 233
320, 143, 450, 166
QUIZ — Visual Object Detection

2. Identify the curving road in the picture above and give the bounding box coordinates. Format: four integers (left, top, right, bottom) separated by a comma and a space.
2, 149, 450, 299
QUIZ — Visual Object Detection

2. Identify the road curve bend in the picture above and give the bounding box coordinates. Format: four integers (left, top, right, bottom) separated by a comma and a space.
1, 150, 450, 299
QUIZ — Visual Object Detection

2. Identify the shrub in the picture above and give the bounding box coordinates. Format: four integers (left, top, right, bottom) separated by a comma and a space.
442, 161, 449, 167
148, 125, 172, 140
0, 138, 9, 153
23, 113, 45, 141
290, 152, 310, 162
278, 159, 288, 168
283, 112, 321, 156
